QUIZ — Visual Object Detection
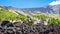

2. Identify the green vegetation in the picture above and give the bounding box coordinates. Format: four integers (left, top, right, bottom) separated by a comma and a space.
0, 8, 60, 25
0, 8, 20, 21
33, 13, 60, 25
0, 8, 34, 23
48, 18, 60, 25
33, 13, 48, 20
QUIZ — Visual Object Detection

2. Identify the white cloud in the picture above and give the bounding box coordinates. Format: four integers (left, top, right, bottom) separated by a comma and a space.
49, 0, 60, 5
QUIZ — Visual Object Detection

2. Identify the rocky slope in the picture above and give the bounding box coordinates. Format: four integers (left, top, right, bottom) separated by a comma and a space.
0, 20, 60, 34
20, 4, 60, 14
0, 4, 60, 16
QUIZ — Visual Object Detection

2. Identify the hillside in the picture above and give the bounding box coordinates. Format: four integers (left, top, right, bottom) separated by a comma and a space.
0, 8, 20, 21
0, 5, 60, 25
0, 7, 34, 24
0, 7, 28, 21
20, 4, 60, 14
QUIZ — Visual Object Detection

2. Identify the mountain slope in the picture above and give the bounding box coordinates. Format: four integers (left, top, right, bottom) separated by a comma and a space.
0, 4, 60, 18
20, 4, 60, 14
5, 6, 29, 16
0, 4, 59, 16
0, 7, 21, 21
0, 5, 60, 24
0, 7, 34, 23
50, 4, 60, 14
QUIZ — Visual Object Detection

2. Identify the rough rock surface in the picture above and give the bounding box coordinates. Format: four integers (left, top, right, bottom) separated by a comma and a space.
0, 20, 60, 34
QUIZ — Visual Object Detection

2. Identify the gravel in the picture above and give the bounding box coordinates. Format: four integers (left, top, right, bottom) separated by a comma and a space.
0, 20, 60, 34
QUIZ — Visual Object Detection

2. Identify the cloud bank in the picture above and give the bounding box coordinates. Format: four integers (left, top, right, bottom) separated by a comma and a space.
49, 0, 60, 5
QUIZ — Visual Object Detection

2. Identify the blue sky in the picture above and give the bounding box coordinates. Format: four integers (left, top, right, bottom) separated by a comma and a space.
0, 0, 56, 8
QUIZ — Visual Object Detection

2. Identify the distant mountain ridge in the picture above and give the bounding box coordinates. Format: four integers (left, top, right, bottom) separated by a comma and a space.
20, 4, 60, 14
0, 4, 60, 15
